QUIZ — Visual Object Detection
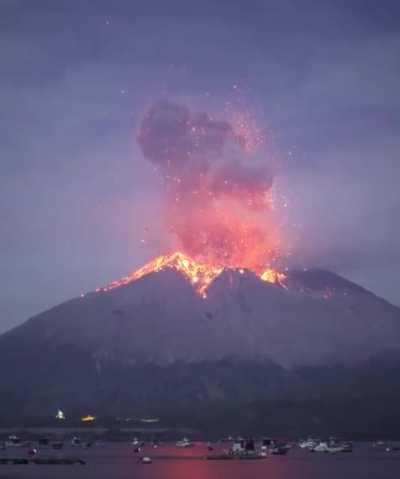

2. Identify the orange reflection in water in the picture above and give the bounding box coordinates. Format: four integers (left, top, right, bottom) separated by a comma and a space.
161, 460, 223, 479
160, 459, 289, 479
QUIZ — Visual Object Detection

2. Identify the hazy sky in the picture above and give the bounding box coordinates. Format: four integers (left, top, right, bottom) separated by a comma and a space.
1, 0, 399, 332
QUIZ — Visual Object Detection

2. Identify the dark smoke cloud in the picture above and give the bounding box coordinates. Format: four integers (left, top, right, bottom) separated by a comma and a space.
137, 101, 273, 204
138, 101, 231, 170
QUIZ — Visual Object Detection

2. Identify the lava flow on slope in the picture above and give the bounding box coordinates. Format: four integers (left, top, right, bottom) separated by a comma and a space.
98, 251, 285, 297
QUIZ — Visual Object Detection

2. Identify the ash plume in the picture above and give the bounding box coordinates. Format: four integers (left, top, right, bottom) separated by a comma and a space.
137, 101, 279, 269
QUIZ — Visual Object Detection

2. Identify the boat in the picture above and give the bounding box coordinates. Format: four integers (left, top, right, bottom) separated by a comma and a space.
231, 439, 257, 455
132, 437, 140, 446
335, 442, 353, 453
261, 438, 291, 455
270, 443, 290, 455
326, 444, 345, 453
312, 441, 329, 452
71, 436, 81, 446
207, 439, 266, 460
176, 438, 193, 448
299, 438, 319, 450
5, 435, 22, 448
312, 439, 353, 453
140, 456, 152, 464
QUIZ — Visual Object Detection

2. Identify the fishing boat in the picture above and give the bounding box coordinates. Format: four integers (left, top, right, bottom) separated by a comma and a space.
206, 439, 266, 460
299, 438, 319, 450
5, 435, 22, 448
176, 438, 193, 448
311, 439, 353, 453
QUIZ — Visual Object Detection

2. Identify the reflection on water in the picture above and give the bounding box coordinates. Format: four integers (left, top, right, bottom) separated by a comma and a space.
161, 460, 292, 479
1, 442, 400, 479
163, 460, 225, 479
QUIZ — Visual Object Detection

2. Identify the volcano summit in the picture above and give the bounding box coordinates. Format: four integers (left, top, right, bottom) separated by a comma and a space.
97, 251, 286, 297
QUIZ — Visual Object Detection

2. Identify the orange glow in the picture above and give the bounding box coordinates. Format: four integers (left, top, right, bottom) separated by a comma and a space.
97, 106, 288, 299
99, 251, 285, 297
260, 268, 286, 286
167, 193, 281, 271
81, 415, 95, 422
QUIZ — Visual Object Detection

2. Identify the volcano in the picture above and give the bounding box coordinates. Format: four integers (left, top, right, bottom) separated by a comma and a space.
1, 255, 400, 436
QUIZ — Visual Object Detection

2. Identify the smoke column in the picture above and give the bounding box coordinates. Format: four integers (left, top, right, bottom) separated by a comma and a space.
137, 101, 281, 271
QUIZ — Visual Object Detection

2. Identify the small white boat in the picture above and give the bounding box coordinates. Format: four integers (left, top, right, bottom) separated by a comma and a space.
312, 440, 352, 453
140, 456, 152, 464
299, 438, 319, 450
71, 436, 81, 446
176, 438, 193, 448
5, 435, 22, 448
312, 441, 329, 452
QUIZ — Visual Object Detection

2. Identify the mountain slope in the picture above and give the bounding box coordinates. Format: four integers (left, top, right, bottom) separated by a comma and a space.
0, 267, 399, 434
3, 267, 399, 367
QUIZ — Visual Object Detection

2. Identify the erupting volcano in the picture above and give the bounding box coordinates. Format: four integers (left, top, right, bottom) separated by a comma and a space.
99, 251, 286, 297
2, 107, 400, 436
100, 102, 286, 296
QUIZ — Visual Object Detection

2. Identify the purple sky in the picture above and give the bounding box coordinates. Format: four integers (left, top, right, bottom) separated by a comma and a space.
1, 0, 399, 332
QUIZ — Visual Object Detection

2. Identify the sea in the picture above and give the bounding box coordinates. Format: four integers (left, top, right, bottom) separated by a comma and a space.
1, 441, 400, 479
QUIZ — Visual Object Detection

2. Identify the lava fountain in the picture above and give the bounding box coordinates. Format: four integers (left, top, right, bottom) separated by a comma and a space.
100, 251, 286, 297
99, 102, 286, 297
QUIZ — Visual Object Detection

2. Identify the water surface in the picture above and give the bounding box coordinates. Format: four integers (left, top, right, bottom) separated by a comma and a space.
1, 442, 399, 478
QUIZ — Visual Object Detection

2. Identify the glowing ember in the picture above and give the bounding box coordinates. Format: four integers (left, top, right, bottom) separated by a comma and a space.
260, 268, 286, 285
98, 103, 287, 298
99, 251, 285, 297
137, 102, 284, 271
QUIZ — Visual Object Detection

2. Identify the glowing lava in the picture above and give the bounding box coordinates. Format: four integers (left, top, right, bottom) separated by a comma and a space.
98, 251, 285, 297
96, 104, 288, 298
137, 102, 284, 275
